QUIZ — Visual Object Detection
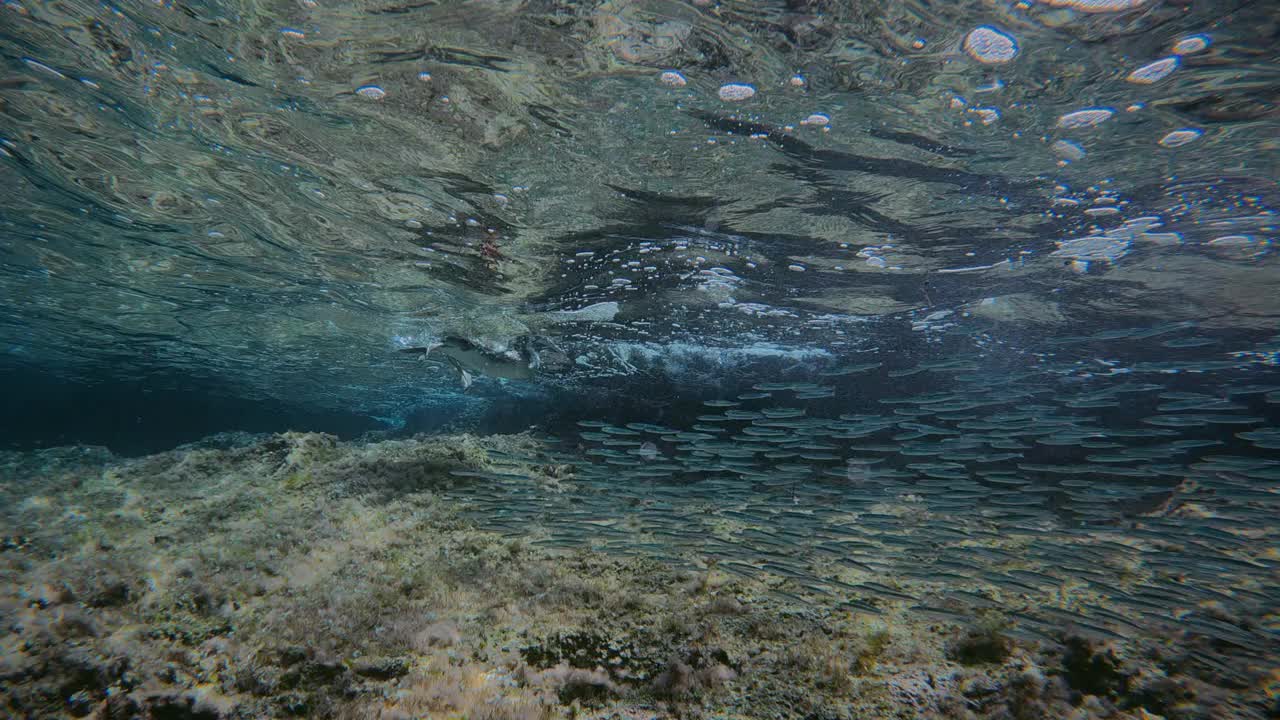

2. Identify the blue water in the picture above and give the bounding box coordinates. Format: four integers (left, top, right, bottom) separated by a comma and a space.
1, 0, 1277, 717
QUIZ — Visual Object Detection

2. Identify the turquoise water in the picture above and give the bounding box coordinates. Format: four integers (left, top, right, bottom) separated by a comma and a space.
1, 1, 1277, 718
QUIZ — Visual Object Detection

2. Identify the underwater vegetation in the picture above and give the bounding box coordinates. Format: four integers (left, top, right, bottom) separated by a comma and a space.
1, 432, 1273, 719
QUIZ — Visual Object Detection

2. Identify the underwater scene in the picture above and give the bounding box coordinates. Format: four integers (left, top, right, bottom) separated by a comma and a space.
2, 0, 1279, 718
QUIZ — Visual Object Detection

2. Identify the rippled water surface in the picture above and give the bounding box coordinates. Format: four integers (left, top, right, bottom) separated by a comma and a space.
2, 0, 1278, 718
4, 0, 1277, 409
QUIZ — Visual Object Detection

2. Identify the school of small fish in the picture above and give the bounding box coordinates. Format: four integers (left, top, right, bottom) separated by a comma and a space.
444, 324, 1279, 698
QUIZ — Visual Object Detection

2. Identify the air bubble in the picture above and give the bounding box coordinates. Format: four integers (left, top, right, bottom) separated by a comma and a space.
963, 26, 1018, 64
1126, 57, 1178, 84
1158, 128, 1202, 148
1057, 108, 1114, 129
1172, 34, 1210, 55
717, 83, 756, 102
659, 70, 687, 87
1051, 140, 1086, 161
1044, 0, 1145, 13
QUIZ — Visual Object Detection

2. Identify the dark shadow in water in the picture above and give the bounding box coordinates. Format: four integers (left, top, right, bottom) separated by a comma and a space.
0, 362, 384, 456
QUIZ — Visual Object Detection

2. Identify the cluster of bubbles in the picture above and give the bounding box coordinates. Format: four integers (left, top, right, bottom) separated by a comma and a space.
953, 16, 1217, 164
654, 68, 832, 131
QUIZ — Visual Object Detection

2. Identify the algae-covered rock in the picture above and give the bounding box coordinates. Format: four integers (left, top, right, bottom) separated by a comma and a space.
350, 656, 410, 681
0, 432, 1255, 720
